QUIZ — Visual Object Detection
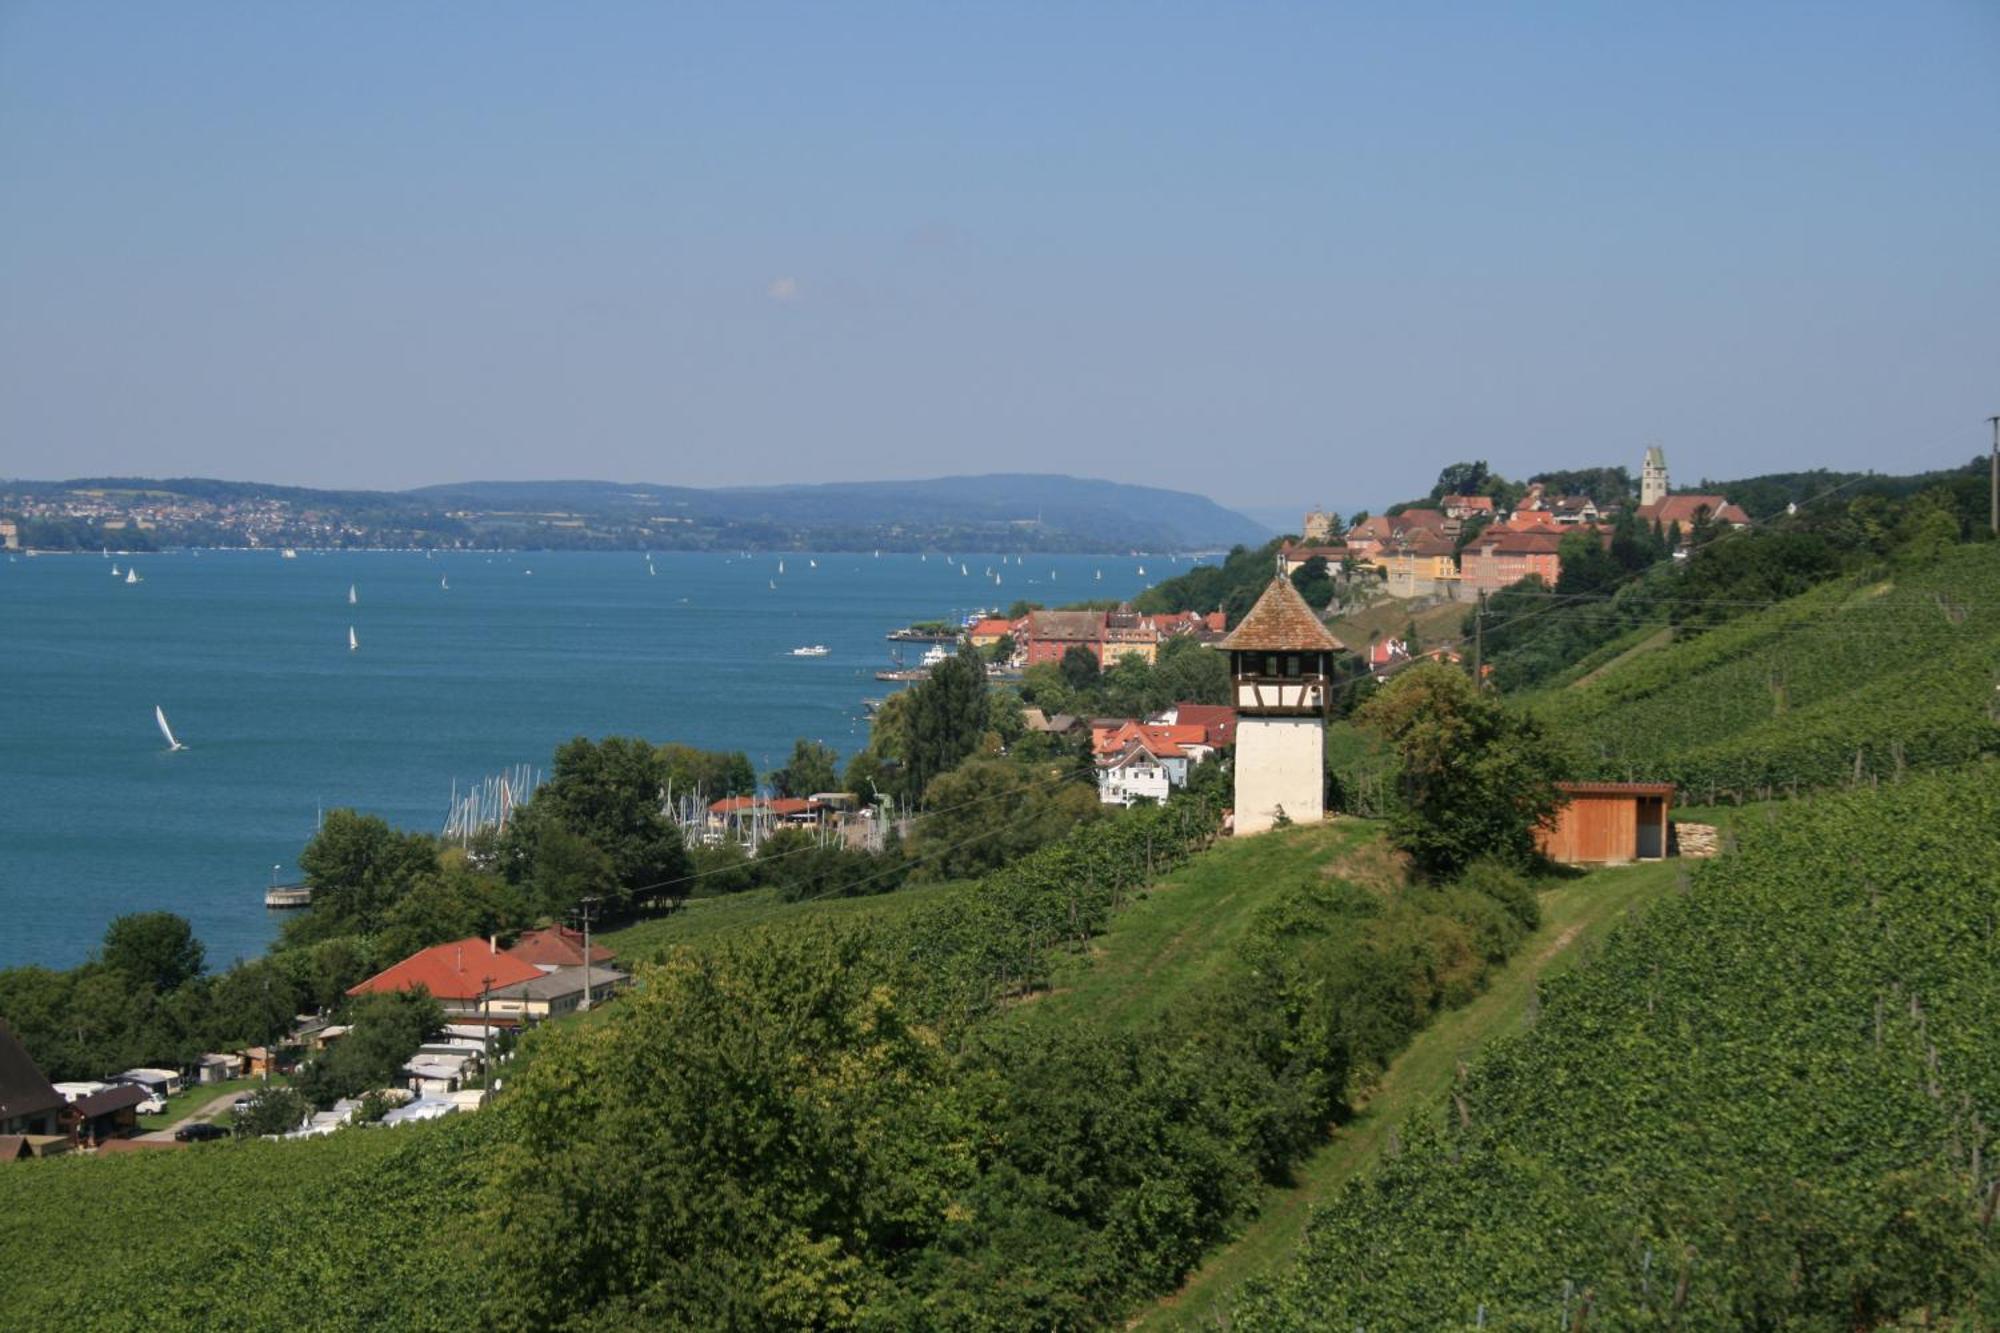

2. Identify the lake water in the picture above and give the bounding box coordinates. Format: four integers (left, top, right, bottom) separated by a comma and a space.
0, 548, 1184, 970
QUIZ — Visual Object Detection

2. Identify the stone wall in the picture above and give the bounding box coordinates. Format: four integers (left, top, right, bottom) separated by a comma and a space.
1673, 822, 1720, 859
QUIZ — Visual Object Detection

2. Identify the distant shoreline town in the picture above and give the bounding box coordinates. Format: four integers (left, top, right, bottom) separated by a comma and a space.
0, 472, 1267, 555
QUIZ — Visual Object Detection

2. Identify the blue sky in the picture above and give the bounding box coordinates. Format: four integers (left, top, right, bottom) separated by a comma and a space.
1, 2, 1995, 517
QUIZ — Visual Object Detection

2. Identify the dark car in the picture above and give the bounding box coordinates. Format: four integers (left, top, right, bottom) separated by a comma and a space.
174, 1122, 232, 1143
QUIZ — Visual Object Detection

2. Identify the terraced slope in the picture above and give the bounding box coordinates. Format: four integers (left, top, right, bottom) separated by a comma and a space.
1543, 544, 2000, 800
1230, 766, 2000, 1329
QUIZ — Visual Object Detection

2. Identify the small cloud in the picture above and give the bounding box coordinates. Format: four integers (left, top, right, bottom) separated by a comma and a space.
767, 276, 799, 302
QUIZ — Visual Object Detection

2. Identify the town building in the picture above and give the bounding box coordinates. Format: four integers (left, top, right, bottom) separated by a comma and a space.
1025, 609, 1106, 666
1224, 575, 1342, 834
1634, 493, 1753, 533
966, 616, 1018, 650
1102, 606, 1160, 666
506, 925, 616, 973
1301, 508, 1340, 542
1458, 529, 1567, 596
345, 937, 544, 1015
1376, 533, 1462, 599
1277, 541, 1350, 578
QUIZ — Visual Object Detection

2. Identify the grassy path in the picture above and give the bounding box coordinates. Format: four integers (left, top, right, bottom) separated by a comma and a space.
1134, 856, 1682, 1330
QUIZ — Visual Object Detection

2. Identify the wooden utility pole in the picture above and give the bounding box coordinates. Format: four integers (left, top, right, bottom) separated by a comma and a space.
1472, 590, 1486, 687
574, 895, 601, 1012
1988, 415, 1998, 537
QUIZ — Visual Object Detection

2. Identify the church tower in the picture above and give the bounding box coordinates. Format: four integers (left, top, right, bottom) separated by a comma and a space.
1641, 443, 1669, 508
1222, 576, 1344, 834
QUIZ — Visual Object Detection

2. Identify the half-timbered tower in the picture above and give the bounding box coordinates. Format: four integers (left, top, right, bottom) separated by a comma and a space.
1220, 576, 1344, 834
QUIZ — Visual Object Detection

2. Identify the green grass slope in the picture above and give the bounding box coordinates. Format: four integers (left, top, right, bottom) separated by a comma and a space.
1140, 853, 1681, 1330
1231, 766, 2000, 1329
1541, 544, 2000, 799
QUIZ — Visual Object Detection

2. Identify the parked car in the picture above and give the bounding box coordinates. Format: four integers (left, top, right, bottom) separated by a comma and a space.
174, 1122, 231, 1143
136, 1094, 167, 1116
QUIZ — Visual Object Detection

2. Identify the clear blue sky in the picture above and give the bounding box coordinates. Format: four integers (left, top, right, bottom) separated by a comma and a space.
2, 2, 1994, 517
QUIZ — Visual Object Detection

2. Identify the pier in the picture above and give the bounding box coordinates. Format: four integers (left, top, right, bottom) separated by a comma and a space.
264, 884, 313, 910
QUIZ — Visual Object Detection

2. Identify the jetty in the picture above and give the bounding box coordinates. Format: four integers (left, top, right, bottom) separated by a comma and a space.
264, 884, 313, 910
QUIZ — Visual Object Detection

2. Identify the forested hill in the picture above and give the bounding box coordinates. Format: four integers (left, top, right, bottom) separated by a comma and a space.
409, 474, 1270, 551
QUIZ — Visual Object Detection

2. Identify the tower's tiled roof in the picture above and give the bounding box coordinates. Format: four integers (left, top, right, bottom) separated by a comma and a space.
1220, 578, 1344, 652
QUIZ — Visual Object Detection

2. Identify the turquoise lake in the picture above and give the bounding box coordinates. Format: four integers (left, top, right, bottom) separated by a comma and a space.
0, 548, 1186, 970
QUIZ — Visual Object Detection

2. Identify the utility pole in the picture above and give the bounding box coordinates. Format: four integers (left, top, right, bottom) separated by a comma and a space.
1988, 415, 1998, 537
1472, 590, 1486, 688
574, 895, 600, 1012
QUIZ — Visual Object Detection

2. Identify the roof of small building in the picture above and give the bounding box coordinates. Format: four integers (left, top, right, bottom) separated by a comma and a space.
487, 965, 630, 1003
505, 926, 616, 969
346, 937, 544, 1002
0, 1022, 63, 1125
1220, 578, 1345, 653
968, 617, 1015, 638
1470, 530, 1567, 554
0, 1135, 29, 1161
1556, 781, 1676, 798
68, 1084, 149, 1117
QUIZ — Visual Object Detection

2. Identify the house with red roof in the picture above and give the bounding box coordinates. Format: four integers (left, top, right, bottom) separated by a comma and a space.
346, 937, 544, 1013
1635, 494, 1752, 532
1153, 702, 1237, 749
506, 926, 616, 973
967, 617, 1019, 649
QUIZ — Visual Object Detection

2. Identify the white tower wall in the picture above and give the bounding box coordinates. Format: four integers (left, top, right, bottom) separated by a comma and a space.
1233, 717, 1325, 835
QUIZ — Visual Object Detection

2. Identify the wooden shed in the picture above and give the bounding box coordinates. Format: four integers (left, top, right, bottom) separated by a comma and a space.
1536, 781, 1674, 865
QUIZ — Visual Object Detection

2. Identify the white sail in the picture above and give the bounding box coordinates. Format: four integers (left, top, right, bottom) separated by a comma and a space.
125, 568, 139, 584
111, 563, 120, 576
348, 584, 357, 605
155, 705, 185, 752
440, 575, 449, 590
348, 626, 358, 652
778, 559, 785, 575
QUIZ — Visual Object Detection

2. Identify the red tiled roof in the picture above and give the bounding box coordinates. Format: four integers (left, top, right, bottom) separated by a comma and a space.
709, 795, 763, 815
969, 618, 1014, 638
1027, 609, 1106, 642
506, 926, 616, 969
347, 937, 543, 1003
1220, 578, 1345, 652
1637, 495, 1752, 527
1170, 703, 1237, 747
1472, 530, 1567, 554
768, 797, 819, 816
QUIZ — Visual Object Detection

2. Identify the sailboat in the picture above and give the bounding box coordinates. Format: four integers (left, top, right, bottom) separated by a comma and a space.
647, 558, 656, 576
1137, 565, 1146, 576
768, 579, 777, 591
348, 583, 357, 605
155, 705, 185, 752
348, 626, 358, 652
111, 563, 121, 577
1095, 568, 1102, 581
960, 563, 969, 576
440, 574, 449, 591
125, 568, 140, 584
809, 558, 817, 569
778, 559, 785, 575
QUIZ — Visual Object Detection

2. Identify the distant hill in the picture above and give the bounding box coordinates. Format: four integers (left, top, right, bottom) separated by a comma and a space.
405, 473, 1270, 551
4, 472, 1269, 553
